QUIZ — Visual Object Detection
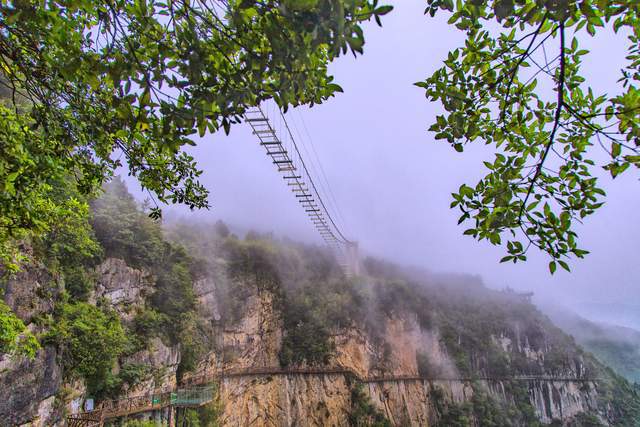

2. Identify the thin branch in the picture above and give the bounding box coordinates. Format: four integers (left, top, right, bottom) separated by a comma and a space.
518, 21, 566, 223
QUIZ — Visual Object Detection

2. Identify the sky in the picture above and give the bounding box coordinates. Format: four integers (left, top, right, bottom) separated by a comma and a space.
131, 1, 640, 329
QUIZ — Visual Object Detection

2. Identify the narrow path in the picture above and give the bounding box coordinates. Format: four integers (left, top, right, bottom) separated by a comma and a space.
67, 366, 601, 426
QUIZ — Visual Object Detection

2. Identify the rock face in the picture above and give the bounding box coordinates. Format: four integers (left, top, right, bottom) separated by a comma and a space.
219, 374, 352, 426
2, 262, 55, 323
529, 380, 599, 423
93, 257, 153, 322
0, 258, 178, 425
0, 256, 629, 426
123, 337, 181, 394
0, 346, 62, 426
184, 289, 608, 426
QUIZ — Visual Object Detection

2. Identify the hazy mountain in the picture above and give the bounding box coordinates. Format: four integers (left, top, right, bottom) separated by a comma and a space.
541, 303, 640, 384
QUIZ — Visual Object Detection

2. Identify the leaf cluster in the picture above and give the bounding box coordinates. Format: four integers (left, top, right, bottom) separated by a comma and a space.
0, 0, 392, 221
418, 0, 640, 268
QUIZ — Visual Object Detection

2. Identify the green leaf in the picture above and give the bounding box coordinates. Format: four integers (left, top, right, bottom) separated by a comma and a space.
558, 260, 570, 272
611, 142, 621, 158
494, 0, 514, 21
375, 5, 393, 15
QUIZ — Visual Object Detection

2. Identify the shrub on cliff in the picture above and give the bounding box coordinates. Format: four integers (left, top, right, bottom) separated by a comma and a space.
0, 299, 39, 358
44, 302, 128, 394
348, 382, 391, 427
222, 236, 283, 291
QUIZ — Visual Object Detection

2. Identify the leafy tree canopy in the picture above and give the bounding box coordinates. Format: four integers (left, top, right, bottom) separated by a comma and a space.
0, 0, 392, 222
418, 0, 639, 271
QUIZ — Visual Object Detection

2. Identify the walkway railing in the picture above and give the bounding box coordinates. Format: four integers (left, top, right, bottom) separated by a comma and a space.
181, 365, 601, 387
67, 385, 216, 425
68, 366, 600, 425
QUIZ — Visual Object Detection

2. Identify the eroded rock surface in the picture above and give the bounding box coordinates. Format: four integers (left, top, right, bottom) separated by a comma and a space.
0, 347, 62, 426
93, 258, 153, 322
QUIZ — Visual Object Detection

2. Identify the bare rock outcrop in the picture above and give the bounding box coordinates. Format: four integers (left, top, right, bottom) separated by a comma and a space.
93, 257, 153, 322
0, 346, 62, 426
2, 262, 55, 323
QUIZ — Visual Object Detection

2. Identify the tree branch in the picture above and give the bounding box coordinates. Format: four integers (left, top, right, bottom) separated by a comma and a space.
518, 21, 566, 223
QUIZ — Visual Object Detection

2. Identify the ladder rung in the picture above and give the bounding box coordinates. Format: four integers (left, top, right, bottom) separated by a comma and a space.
267, 151, 287, 156
273, 160, 292, 164
246, 118, 268, 122
283, 175, 302, 180
260, 142, 281, 146
306, 209, 320, 212
254, 130, 274, 134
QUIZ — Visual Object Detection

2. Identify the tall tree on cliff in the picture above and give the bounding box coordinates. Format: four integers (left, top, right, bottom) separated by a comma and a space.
417, 0, 640, 271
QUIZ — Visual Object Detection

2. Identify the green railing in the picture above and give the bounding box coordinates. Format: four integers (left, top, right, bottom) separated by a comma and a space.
171, 385, 217, 407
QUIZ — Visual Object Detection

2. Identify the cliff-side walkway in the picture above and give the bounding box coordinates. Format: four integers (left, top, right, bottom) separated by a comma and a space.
67, 366, 601, 426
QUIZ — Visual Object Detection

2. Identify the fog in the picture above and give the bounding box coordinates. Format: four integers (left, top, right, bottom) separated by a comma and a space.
128, 1, 640, 329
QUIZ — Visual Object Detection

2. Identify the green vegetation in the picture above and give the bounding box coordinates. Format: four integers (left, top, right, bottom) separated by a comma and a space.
0, 299, 39, 358
91, 178, 165, 269
348, 381, 391, 427
361, 256, 640, 423
104, 363, 154, 396
213, 233, 369, 367
193, 234, 640, 424
279, 277, 368, 366
0, 0, 391, 241
544, 306, 640, 384
432, 382, 541, 427
594, 369, 640, 426
6, 178, 210, 395
44, 301, 128, 394
122, 420, 157, 427
419, 0, 640, 267
0, 105, 99, 273
567, 413, 607, 427
197, 400, 222, 427
278, 284, 337, 366
92, 178, 210, 380
585, 338, 640, 384
174, 401, 221, 427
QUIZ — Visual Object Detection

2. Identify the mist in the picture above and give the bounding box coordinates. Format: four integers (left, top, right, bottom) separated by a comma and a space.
126, 0, 640, 330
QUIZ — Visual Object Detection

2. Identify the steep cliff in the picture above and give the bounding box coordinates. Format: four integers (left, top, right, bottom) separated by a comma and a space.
183, 276, 629, 426
0, 256, 183, 425
2, 181, 640, 426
